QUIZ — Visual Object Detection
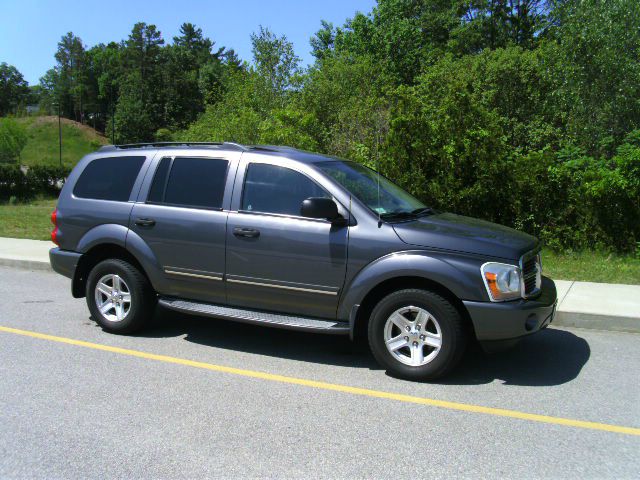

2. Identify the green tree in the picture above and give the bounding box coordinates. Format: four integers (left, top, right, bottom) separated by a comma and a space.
54, 32, 88, 121
37, 68, 59, 114
310, 21, 336, 60
301, 53, 391, 158
115, 23, 165, 142
548, 0, 640, 156
124, 22, 165, 85
452, 1, 553, 52
173, 22, 222, 66
86, 42, 124, 135
0, 63, 30, 116
251, 26, 301, 98
163, 23, 224, 128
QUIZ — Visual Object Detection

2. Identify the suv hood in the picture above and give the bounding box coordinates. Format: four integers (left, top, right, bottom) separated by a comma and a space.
392, 212, 537, 260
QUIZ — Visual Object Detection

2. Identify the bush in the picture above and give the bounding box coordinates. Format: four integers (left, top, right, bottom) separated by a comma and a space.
155, 128, 173, 142
26, 166, 72, 197
0, 164, 70, 200
381, 48, 640, 253
509, 136, 640, 251
0, 118, 28, 163
0, 164, 26, 198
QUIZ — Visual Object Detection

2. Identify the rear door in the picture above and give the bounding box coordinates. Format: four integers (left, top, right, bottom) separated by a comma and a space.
130, 151, 241, 303
225, 160, 349, 319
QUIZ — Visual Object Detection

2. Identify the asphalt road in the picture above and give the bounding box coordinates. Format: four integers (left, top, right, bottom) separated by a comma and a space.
0, 266, 639, 479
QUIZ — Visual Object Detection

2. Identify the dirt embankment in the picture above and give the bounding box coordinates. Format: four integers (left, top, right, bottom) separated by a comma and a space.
31, 116, 108, 143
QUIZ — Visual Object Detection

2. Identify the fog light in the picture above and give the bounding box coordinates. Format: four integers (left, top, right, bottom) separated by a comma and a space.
524, 313, 539, 331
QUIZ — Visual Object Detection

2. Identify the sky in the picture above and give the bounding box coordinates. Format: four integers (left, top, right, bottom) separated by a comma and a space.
0, 0, 376, 85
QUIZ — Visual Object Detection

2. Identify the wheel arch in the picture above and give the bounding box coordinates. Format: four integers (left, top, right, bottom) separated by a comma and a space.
351, 275, 476, 342
340, 251, 485, 341
72, 243, 150, 298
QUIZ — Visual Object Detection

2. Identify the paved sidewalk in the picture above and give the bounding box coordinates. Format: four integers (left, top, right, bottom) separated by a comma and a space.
0, 237, 638, 333
0, 238, 55, 271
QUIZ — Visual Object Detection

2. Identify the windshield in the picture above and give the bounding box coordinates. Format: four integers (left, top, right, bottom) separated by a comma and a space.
316, 160, 429, 219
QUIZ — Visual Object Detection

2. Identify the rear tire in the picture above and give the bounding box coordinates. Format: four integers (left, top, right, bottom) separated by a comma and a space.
86, 259, 156, 334
368, 289, 467, 380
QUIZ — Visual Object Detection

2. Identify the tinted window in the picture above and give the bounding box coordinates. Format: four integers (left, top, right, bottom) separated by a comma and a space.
73, 156, 145, 201
317, 160, 425, 215
162, 157, 228, 209
147, 157, 171, 203
241, 163, 328, 216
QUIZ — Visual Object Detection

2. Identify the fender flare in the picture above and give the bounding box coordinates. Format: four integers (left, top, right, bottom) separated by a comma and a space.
123, 228, 165, 289
337, 250, 487, 321
75, 224, 165, 292
76, 223, 128, 253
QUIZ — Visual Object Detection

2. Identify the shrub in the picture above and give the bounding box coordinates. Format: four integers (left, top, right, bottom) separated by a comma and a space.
0, 164, 26, 198
510, 137, 640, 251
0, 118, 27, 163
26, 165, 72, 197
0, 164, 70, 200
155, 128, 173, 142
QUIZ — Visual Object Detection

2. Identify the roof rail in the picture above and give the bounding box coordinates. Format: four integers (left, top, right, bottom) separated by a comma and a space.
98, 141, 247, 152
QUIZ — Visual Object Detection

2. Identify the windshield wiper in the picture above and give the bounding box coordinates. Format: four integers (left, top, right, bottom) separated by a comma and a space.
411, 207, 435, 216
380, 207, 434, 221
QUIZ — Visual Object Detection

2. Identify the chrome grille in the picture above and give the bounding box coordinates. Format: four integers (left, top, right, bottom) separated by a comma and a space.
520, 251, 542, 298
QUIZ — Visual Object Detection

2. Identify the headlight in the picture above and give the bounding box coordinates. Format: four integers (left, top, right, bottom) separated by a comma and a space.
481, 262, 522, 302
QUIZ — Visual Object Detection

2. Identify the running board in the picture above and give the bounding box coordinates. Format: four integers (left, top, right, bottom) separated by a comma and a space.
158, 298, 350, 335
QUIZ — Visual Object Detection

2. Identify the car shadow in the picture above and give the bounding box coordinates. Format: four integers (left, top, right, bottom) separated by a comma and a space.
437, 328, 591, 386
134, 306, 590, 387
140, 306, 379, 370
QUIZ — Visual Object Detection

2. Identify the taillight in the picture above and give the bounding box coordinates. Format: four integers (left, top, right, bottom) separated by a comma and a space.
51, 208, 59, 245
51, 227, 59, 245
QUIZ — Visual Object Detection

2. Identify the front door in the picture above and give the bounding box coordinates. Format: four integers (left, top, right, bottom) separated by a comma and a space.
225, 162, 348, 319
130, 154, 238, 303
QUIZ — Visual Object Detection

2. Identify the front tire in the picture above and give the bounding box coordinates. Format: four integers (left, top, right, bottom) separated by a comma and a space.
368, 289, 467, 380
86, 259, 156, 334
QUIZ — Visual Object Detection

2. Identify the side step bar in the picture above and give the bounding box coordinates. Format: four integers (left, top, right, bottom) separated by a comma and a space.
158, 297, 350, 335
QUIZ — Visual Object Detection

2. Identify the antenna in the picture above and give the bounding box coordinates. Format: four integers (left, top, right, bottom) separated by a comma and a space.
376, 126, 382, 228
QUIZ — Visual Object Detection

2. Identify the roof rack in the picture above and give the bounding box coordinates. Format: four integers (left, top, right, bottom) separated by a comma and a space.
98, 142, 247, 152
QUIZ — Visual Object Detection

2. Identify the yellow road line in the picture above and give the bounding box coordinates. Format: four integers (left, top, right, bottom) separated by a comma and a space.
1, 325, 639, 437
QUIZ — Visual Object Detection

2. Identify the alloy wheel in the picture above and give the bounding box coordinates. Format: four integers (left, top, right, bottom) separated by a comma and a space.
383, 305, 442, 366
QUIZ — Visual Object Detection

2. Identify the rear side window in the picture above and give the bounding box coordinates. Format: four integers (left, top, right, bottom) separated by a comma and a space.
147, 157, 229, 210
73, 156, 145, 201
241, 163, 328, 216
147, 157, 171, 203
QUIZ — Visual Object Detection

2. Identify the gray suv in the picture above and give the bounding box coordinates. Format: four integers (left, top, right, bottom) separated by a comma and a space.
49, 142, 557, 380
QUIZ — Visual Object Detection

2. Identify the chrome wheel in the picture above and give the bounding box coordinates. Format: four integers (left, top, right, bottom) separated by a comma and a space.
383, 305, 442, 367
94, 274, 132, 322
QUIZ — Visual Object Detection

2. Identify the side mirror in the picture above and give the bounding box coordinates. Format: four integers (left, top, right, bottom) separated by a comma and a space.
300, 197, 340, 221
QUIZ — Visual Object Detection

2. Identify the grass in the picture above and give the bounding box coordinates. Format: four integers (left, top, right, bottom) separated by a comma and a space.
0, 198, 57, 240
16, 116, 108, 168
541, 249, 640, 285
0, 199, 638, 284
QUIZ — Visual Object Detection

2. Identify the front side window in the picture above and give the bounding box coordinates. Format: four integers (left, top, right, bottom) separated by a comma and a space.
73, 156, 145, 201
147, 157, 229, 209
241, 163, 328, 216
316, 160, 428, 219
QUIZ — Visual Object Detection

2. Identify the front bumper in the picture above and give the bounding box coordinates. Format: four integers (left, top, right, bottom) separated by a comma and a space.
49, 247, 81, 279
463, 276, 557, 345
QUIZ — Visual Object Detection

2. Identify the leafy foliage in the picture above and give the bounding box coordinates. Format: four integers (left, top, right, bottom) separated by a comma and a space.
0, 164, 71, 200
20, 0, 640, 251
0, 119, 28, 163
0, 63, 30, 116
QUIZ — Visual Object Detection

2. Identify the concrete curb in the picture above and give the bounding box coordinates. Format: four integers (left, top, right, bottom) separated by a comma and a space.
553, 311, 640, 334
0, 257, 52, 272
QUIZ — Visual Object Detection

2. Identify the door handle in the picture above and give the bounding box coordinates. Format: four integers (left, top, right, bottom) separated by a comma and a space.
135, 218, 156, 227
233, 227, 260, 238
